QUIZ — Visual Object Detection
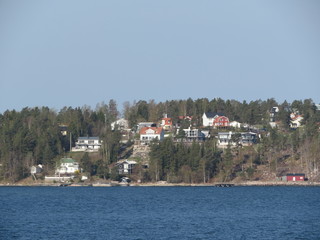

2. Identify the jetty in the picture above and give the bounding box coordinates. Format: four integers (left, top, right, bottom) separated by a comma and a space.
214, 183, 235, 187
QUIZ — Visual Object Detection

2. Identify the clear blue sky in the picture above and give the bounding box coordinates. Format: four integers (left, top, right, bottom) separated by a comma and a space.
1, 0, 319, 113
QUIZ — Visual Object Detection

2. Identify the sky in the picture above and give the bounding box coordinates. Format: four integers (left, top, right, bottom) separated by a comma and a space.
1, 0, 320, 113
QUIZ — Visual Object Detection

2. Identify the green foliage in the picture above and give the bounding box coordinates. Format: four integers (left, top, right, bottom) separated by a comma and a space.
1, 98, 320, 183
148, 138, 222, 183
246, 167, 255, 179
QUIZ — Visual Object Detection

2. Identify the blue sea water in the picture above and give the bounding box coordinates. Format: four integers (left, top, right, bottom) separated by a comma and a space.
0, 186, 319, 240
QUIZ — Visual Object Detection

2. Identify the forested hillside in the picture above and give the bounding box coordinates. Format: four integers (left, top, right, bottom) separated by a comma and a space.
0, 98, 319, 183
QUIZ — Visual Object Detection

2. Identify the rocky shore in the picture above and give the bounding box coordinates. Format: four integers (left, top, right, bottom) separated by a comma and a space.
1, 180, 320, 187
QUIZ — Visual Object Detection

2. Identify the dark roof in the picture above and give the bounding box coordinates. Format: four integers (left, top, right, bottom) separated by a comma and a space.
78, 137, 100, 140
286, 173, 305, 176
204, 112, 224, 118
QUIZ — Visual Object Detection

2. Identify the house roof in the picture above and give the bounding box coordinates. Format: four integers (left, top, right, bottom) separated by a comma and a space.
78, 137, 99, 140
218, 132, 233, 136
140, 127, 163, 135
112, 118, 128, 124
162, 118, 172, 125
204, 112, 224, 119
138, 122, 155, 125
214, 116, 229, 121
230, 121, 240, 124
60, 158, 77, 163
178, 116, 193, 120
241, 132, 257, 136
290, 114, 303, 121
183, 127, 199, 131
286, 173, 305, 176
270, 107, 279, 113
116, 160, 137, 165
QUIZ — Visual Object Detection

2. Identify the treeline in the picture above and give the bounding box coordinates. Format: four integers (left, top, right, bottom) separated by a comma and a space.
139, 98, 320, 183
124, 98, 318, 128
0, 100, 121, 182
146, 126, 320, 183
0, 98, 320, 182
147, 138, 223, 183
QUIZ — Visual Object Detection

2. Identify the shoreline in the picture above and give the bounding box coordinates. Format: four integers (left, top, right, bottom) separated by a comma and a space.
1, 181, 320, 187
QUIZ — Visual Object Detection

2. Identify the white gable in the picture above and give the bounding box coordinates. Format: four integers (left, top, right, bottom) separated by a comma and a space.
146, 129, 155, 134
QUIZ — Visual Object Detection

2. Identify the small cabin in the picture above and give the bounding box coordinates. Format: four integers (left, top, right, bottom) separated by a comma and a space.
286, 173, 306, 182
31, 165, 43, 174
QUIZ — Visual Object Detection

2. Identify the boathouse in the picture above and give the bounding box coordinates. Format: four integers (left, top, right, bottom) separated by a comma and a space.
286, 173, 305, 182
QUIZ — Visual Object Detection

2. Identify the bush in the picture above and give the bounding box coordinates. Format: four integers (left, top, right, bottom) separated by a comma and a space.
247, 167, 255, 179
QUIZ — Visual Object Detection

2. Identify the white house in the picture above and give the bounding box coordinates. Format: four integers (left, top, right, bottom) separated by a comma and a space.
182, 127, 205, 141
290, 113, 304, 129
55, 158, 79, 175
161, 117, 173, 131
31, 164, 43, 174
116, 160, 137, 174
111, 118, 129, 130
72, 137, 102, 152
217, 131, 257, 148
229, 121, 241, 129
269, 107, 279, 122
202, 112, 229, 128
241, 132, 257, 146
202, 113, 220, 127
140, 127, 164, 145
217, 132, 234, 147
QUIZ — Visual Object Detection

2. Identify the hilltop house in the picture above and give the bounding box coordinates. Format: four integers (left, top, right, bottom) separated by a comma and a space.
140, 127, 164, 145
203, 112, 220, 126
55, 158, 79, 175
241, 132, 258, 146
178, 116, 193, 121
59, 124, 68, 136
111, 118, 129, 130
161, 117, 173, 131
290, 113, 304, 129
176, 116, 193, 128
182, 127, 205, 141
217, 132, 234, 147
229, 121, 241, 129
202, 113, 229, 128
217, 131, 257, 148
137, 122, 157, 132
213, 116, 230, 128
269, 107, 279, 122
72, 137, 102, 152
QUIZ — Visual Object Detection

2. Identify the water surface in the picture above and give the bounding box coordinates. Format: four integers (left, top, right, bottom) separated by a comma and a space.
0, 186, 319, 239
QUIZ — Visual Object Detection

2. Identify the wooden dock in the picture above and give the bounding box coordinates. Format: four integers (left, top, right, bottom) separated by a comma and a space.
214, 183, 235, 187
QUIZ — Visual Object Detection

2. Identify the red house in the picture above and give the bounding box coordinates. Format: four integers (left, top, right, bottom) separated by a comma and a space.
213, 116, 230, 128
286, 173, 305, 182
179, 116, 193, 121
161, 118, 173, 130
